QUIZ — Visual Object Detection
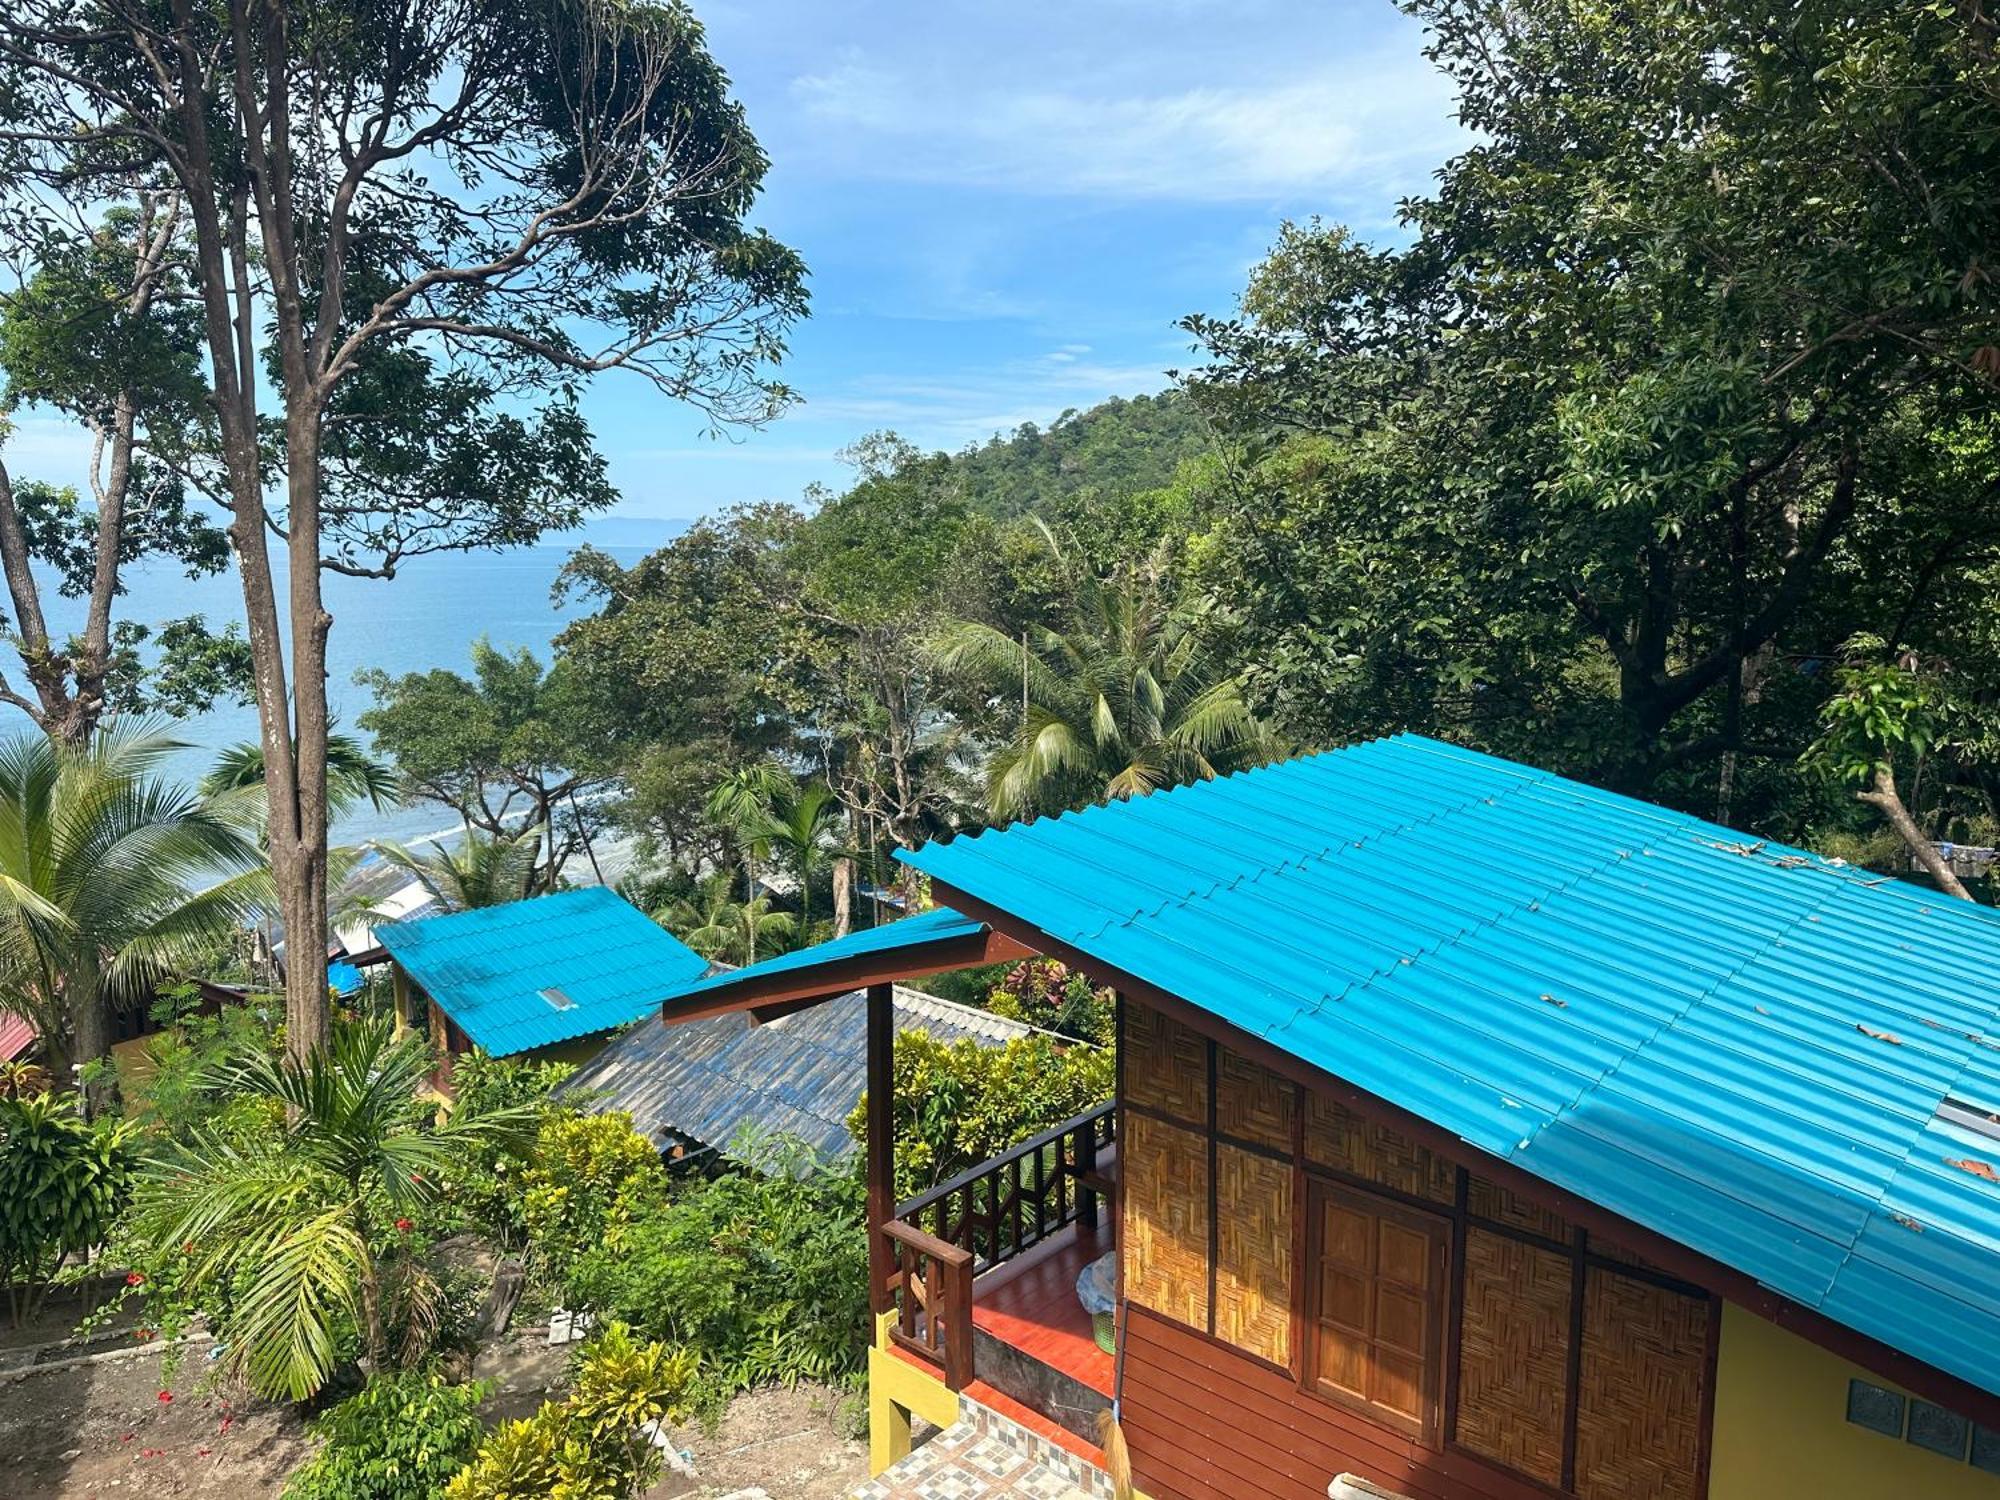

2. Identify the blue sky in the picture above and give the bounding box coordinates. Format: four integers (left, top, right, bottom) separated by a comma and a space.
606, 0, 1466, 521
7, 1, 1466, 530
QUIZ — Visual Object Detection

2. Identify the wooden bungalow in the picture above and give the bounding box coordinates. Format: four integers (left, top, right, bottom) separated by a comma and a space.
653, 735, 2000, 1500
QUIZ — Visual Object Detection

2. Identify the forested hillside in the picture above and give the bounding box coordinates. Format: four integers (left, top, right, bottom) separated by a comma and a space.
947, 392, 1210, 520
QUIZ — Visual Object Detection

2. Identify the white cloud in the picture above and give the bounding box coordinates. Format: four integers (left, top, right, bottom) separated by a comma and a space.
798, 353, 1175, 450
789, 46, 1461, 203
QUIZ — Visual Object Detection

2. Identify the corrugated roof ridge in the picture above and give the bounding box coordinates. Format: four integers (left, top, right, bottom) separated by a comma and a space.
1056, 737, 1548, 945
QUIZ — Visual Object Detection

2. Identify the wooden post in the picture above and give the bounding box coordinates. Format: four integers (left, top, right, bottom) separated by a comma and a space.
390, 965, 412, 1036
866, 981, 895, 1316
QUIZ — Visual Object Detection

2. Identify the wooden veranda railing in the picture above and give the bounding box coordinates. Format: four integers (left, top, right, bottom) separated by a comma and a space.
877, 1100, 1116, 1390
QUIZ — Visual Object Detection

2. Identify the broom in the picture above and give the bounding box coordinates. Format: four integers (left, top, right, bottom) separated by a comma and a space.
1094, 1409, 1135, 1500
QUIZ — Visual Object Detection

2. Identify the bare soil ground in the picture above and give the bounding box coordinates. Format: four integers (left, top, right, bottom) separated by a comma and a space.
0, 1334, 868, 1499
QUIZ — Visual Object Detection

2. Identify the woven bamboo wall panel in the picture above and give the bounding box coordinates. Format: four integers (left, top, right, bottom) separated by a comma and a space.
1125, 1000, 1209, 1124
1123, 1110, 1211, 1330
1216, 1047, 1296, 1153
1303, 1089, 1455, 1203
1574, 1267, 1710, 1500
1453, 1228, 1572, 1487
1213, 1144, 1291, 1366
1466, 1172, 1572, 1242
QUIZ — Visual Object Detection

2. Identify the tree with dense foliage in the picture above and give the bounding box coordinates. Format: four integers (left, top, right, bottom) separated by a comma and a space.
0, 728, 262, 1111
0, 207, 251, 743
935, 526, 1268, 819
359, 643, 613, 890
1183, 0, 2000, 837
2, 0, 805, 1061
121, 1019, 536, 1399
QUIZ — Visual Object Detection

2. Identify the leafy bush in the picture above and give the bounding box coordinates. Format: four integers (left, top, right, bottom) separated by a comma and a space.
849, 1030, 1113, 1197
566, 1145, 868, 1399
503, 1110, 669, 1277
984, 959, 1113, 1044
0, 1092, 135, 1323
445, 1324, 695, 1500
285, 1370, 490, 1500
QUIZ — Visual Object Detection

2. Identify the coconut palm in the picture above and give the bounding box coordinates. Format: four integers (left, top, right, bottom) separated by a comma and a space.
203, 733, 398, 824
0, 728, 264, 1112
125, 1017, 536, 1399
932, 531, 1270, 820
369, 827, 542, 913
704, 762, 791, 960
654, 873, 798, 965
765, 780, 845, 924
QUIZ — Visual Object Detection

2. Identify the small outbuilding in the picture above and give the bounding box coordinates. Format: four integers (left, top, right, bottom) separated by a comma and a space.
374, 886, 708, 1087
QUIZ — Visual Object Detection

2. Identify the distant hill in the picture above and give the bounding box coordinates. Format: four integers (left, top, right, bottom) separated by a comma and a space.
949, 391, 1210, 519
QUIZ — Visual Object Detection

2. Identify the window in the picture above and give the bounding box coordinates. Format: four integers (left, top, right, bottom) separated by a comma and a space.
1306, 1179, 1448, 1442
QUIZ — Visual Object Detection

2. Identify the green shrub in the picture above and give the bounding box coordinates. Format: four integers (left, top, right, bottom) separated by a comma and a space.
0, 1092, 135, 1324
565, 1152, 868, 1397
444, 1324, 695, 1500
848, 1029, 1113, 1197
504, 1110, 669, 1276
285, 1370, 489, 1500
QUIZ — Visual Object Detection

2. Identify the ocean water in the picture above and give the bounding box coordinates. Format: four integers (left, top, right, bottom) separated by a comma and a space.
29, 522, 681, 847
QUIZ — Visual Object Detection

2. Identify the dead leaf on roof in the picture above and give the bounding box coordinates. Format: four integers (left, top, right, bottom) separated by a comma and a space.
1856, 1024, 1903, 1045
1945, 1158, 1999, 1183
1892, 1213, 1925, 1233
1539, 993, 1568, 1009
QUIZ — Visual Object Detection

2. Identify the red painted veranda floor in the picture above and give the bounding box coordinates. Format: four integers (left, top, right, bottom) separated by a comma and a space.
970, 1220, 1116, 1397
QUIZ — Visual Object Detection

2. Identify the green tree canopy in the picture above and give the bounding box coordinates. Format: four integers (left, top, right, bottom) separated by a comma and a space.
1183, 0, 2000, 835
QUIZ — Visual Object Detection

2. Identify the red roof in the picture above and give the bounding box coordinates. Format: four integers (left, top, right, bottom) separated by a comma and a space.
0, 1012, 35, 1062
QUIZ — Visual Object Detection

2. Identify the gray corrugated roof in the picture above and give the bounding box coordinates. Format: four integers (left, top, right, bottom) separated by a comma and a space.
557, 985, 1039, 1162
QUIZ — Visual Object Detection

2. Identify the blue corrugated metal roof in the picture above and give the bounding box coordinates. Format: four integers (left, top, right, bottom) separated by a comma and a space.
561, 987, 1036, 1162
378, 887, 708, 1056
895, 733, 2000, 1400
657, 904, 987, 1010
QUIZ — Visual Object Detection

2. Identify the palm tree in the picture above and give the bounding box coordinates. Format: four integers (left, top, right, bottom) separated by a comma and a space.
125, 1018, 536, 1398
654, 873, 797, 965
932, 530, 1270, 820
369, 827, 542, 913
766, 780, 844, 925
704, 762, 790, 961
0, 728, 264, 1112
203, 732, 398, 824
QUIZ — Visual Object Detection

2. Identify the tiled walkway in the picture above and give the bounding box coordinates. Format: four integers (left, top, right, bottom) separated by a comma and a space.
850, 1397, 1113, 1500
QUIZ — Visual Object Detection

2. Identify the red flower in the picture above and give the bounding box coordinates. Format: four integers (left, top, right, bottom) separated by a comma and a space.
182, 1241, 195, 1255
157, 1390, 173, 1404
394, 1217, 414, 1233
409, 1172, 424, 1184
125, 1271, 145, 1287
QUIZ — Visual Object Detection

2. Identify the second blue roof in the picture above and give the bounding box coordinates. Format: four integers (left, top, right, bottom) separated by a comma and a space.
378, 887, 708, 1055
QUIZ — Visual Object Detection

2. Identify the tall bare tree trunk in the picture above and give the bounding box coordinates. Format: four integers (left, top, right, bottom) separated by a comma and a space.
833, 856, 854, 938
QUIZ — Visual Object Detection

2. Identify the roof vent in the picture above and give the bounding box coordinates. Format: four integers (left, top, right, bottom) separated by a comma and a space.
539, 986, 575, 1012
1937, 1096, 2000, 1144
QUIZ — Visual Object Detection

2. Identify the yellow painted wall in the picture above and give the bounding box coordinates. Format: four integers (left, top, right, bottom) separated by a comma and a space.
1711, 1302, 2000, 1499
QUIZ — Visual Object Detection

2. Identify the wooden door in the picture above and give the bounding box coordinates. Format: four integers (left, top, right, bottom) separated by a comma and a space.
1308, 1179, 1449, 1443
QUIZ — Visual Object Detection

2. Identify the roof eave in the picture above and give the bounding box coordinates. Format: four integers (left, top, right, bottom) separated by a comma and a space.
660, 924, 1038, 1026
